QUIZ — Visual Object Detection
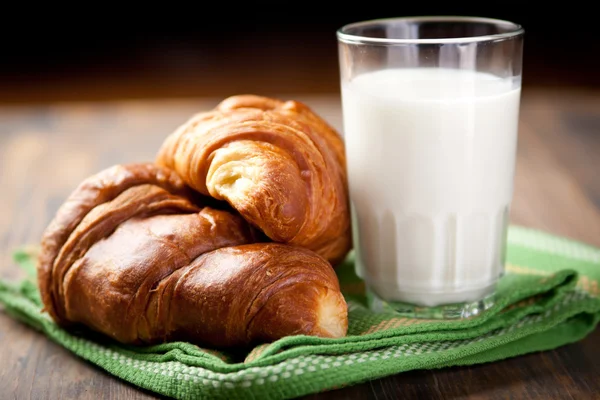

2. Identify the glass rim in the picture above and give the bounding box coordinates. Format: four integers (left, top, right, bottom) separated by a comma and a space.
337, 16, 524, 45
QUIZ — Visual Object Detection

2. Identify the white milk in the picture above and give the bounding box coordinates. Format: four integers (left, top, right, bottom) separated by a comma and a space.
341, 68, 521, 307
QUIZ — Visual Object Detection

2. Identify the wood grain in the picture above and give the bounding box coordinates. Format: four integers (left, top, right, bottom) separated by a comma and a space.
0, 89, 598, 399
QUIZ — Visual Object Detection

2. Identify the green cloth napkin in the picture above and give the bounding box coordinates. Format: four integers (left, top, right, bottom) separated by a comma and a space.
1, 226, 599, 400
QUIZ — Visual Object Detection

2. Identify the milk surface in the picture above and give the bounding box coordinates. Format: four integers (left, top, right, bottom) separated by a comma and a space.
341, 68, 521, 306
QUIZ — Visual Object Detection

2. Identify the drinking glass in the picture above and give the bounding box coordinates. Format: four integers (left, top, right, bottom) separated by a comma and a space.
337, 16, 524, 318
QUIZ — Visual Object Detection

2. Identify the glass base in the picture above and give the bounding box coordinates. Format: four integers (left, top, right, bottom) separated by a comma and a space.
366, 289, 496, 319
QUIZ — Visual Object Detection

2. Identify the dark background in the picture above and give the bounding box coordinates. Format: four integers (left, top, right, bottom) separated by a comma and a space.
1, 7, 598, 104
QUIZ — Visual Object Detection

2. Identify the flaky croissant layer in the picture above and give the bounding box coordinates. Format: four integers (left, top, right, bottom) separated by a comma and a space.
37, 163, 348, 347
156, 94, 352, 265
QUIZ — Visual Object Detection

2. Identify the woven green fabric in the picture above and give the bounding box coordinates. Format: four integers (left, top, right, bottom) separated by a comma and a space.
0, 226, 599, 400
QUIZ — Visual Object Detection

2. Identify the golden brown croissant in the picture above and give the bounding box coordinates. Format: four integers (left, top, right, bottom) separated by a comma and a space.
156, 95, 351, 265
37, 163, 348, 347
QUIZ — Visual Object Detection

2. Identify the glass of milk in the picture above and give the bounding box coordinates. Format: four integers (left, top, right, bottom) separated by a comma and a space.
337, 17, 524, 319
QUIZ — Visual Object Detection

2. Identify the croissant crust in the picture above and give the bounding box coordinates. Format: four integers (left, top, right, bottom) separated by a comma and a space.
37, 163, 348, 347
156, 95, 352, 265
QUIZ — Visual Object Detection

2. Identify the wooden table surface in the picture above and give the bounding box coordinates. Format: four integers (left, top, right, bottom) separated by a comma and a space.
1, 88, 599, 399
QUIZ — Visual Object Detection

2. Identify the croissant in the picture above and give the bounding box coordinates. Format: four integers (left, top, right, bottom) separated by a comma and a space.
156, 95, 351, 265
37, 163, 348, 347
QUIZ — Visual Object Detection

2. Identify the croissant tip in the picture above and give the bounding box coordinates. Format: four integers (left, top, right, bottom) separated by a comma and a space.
315, 287, 349, 339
